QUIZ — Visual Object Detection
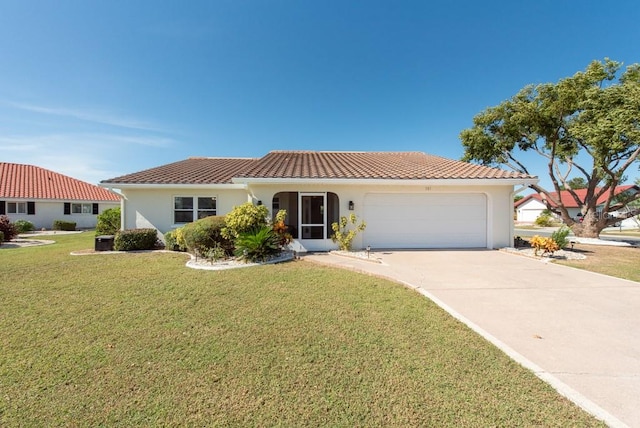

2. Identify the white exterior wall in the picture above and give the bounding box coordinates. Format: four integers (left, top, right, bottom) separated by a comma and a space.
120, 187, 249, 236
3, 199, 120, 230
248, 183, 517, 251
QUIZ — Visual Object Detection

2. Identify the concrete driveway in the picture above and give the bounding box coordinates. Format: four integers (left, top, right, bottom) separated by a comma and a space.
303, 250, 640, 428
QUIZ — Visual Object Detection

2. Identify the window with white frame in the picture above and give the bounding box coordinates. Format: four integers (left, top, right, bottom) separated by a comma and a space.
7, 202, 27, 214
174, 196, 217, 223
72, 203, 93, 214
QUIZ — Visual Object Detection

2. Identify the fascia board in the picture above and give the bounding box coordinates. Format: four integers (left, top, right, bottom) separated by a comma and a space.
98, 183, 247, 190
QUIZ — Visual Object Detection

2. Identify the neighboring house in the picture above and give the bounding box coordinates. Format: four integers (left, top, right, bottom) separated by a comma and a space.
100, 151, 537, 251
0, 163, 121, 230
514, 185, 640, 227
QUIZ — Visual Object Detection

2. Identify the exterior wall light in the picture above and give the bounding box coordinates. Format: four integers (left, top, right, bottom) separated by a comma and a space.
348, 201, 354, 210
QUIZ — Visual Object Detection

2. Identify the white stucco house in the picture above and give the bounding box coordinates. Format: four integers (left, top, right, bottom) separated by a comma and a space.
100, 151, 537, 251
515, 185, 640, 227
0, 163, 121, 230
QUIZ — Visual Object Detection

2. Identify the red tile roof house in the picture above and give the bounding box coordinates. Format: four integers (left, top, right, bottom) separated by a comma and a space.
0, 163, 121, 230
514, 185, 640, 227
100, 151, 537, 251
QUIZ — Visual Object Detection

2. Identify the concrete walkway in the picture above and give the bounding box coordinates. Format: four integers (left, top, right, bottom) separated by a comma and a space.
302, 250, 640, 428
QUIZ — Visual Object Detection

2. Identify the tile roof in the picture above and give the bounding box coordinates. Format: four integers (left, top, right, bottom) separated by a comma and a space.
101, 157, 258, 184
100, 151, 534, 185
0, 163, 121, 201
238, 151, 533, 180
515, 185, 640, 208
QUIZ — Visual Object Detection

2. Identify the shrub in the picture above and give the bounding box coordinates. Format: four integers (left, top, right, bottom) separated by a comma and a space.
164, 229, 186, 251
114, 228, 158, 251
0, 215, 18, 241
0, 230, 4, 244
14, 219, 35, 233
530, 235, 560, 256
331, 213, 367, 251
272, 209, 293, 248
534, 213, 554, 227
551, 226, 571, 249
181, 216, 233, 257
53, 220, 76, 231
95, 207, 121, 236
234, 226, 281, 262
204, 243, 227, 262
221, 202, 269, 240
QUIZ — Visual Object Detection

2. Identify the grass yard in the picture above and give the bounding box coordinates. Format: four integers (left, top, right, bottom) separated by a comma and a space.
0, 232, 603, 426
555, 243, 640, 282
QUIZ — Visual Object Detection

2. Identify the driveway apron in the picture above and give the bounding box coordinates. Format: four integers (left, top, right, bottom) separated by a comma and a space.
303, 250, 640, 428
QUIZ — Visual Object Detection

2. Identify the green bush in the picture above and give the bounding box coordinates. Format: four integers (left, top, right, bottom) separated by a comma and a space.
0, 215, 18, 241
114, 228, 158, 251
551, 226, 571, 249
53, 220, 76, 231
0, 230, 4, 244
234, 226, 281, 262
331, 213, 367, 251
181, 216, 232, 257
534, 213, 554, 227
221, 202, 269, 240
164, 229, 186, 251
204, 243, 227, 262
14, 219, 35, 233
95, 207, 121, 236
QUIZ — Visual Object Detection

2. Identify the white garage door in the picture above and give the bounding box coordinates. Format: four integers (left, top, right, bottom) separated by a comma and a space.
363, 193, 487, 248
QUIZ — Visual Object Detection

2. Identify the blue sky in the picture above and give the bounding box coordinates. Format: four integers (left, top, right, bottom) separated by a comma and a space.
1, 1, 638, 190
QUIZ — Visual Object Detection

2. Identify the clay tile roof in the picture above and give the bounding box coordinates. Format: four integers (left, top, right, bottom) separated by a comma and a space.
237, 151, 533, 180
101, 157, 258, 185
0, 163, 121, 201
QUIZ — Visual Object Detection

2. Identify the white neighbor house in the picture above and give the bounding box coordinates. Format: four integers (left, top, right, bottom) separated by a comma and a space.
0, 163, 121, 230
100, 151, 537, 251
515, 185, 640, 228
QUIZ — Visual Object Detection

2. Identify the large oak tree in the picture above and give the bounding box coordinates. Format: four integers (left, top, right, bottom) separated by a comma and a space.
460, 59, 640, 237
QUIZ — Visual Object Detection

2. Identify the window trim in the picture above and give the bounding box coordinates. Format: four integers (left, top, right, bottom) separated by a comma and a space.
7, 201, 27, 214
172, 195, 217, 225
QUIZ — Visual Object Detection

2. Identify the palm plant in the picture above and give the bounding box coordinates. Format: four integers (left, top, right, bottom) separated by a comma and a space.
234, 226, 281, 262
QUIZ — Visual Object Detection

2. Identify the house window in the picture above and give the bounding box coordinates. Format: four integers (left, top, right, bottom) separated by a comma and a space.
174, 196, 217, 223
8, 202, 27, 214
72, 203, 93, 214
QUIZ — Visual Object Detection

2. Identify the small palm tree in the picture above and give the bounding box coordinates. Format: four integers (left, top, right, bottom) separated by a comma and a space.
234, 227, 281, 262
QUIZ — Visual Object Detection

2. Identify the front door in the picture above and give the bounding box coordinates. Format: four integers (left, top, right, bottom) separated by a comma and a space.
300, 193, 325, 239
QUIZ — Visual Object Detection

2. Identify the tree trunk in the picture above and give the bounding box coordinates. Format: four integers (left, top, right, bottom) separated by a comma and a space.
570, 213, 604, 238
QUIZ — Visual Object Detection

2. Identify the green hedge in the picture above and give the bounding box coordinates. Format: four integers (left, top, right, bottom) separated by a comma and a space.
14, 220, 35, 233
53, 220, 76, 231
181, 215, 232, 256
95, 207, 121, 236
0, 230, 4, 244
114, 228, 158, 251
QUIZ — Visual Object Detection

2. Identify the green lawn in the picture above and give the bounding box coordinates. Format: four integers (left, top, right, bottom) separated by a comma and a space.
0, 232, 602, 426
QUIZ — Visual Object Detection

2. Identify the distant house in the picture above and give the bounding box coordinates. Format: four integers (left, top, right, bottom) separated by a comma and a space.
0, 163, 121, 230
514, 185, 640, 226
101, 151, 536, 251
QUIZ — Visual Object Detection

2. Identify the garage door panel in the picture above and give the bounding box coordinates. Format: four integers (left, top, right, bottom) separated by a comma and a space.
363, 193, 487, 249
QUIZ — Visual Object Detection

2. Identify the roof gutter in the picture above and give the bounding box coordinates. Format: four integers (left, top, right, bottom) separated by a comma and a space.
232, 177, 539, 186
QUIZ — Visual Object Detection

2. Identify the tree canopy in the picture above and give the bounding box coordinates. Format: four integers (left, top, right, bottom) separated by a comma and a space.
460, 59, 640, 237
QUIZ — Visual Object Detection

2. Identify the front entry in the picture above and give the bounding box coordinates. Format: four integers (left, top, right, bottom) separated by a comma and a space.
273, 192, 339, 242
300, 194, 325, 239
